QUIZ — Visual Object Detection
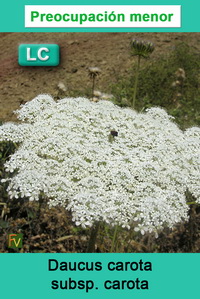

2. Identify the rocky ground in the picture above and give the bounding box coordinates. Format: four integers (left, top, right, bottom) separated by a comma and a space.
0, 32, 200, 121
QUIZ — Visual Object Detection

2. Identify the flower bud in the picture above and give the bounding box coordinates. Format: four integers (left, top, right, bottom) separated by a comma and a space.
130, 39, 155, 58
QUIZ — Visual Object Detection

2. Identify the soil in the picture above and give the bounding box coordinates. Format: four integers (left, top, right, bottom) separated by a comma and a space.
1, 32, 200, 121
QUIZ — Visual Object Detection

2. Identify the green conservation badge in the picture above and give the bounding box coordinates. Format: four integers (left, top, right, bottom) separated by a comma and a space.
18, 44, 60, 66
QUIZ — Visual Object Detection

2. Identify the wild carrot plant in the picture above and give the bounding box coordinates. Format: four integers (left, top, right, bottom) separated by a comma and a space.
0, 95, 199, 248
130, 39, 154, 108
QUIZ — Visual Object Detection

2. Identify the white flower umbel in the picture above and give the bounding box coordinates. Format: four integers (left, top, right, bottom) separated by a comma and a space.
0, 94, 200, 234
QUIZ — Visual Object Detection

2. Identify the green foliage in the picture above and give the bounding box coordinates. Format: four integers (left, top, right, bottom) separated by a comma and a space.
112, 42, 200, 128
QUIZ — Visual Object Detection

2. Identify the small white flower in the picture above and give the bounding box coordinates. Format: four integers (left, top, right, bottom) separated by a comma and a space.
0, 94, 199, 235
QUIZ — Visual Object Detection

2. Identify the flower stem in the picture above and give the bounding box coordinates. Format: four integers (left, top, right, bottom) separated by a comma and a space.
92, 76, 95, 100
132, 55, 141, 109
87, 222, 100, 252
110, 225, 119, 252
